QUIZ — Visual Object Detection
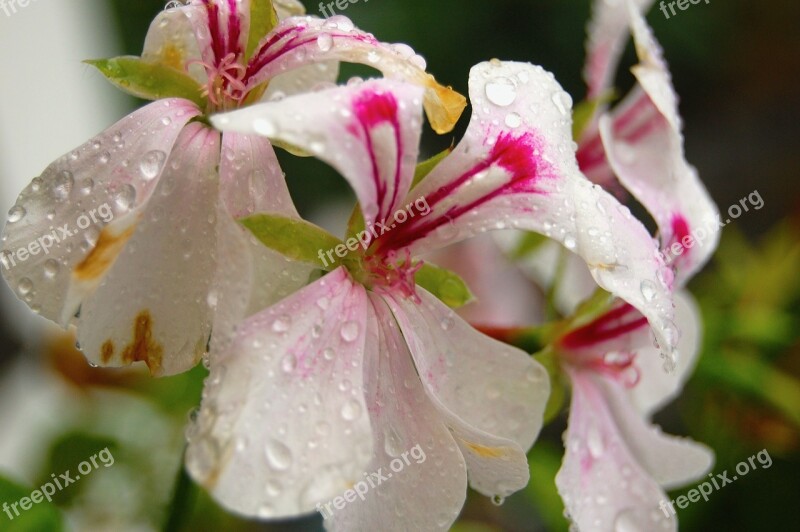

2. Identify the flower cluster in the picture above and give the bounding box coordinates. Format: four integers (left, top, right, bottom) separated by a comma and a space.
1, 0, 720, 530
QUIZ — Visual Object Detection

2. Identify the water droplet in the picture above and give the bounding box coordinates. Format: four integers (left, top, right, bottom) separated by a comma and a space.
341, 399, 361, 421
323, 347, 335, 361
384, 426, 404, 457
140, 150, 167, 180
272, 314, 291, 333
551, 90, 573, 116
504, 112, 522, 128
340, 321, 359, 342
281, 354, 297, 373
491, 494, 506, 506
79, 178, 94, 195
264, 439, 293, 471
587, 423, 605, 458
207, 290, 218, 308
640, 280, 657, 302
317, 34, 333, 52
114, 184, 137, 211
253, 118, 276, 136
43, 259, 60, 279
440, 316, 455, 331
564, 233, 577, 250
53, 171, 74, 200
17, 278, 33, 295
266, 480, 282, 497
485, 77, 517, 107
7, 205, 26, 223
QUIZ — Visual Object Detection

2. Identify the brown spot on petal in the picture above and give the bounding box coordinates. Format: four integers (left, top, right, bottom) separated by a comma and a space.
119, 311, 163, 375
101, 340, 115, 364
74, 224, 136, 281
463, 441, 509, 459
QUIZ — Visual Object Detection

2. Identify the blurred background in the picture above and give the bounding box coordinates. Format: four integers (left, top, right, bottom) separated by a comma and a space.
0, 0, 798, 530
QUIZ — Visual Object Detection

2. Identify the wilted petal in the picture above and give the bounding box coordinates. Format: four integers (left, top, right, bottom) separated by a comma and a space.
244, 16, 465, 133
385, 289, 543, 498
186, 267, 373, 519
1, 99, 199, 326
598, 6, 720, 283
556, 370, 677, 532
327, 294, 466, 531
213, 80, 423, 230
76, 123, 220, 376
384, 61, 678, 364
584, 0, 654, 98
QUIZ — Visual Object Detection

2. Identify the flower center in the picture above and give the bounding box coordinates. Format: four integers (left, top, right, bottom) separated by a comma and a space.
192, 52, 248, 113
349, 248, 422, 302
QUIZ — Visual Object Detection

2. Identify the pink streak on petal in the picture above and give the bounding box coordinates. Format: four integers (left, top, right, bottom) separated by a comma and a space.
202, 0, 226, 65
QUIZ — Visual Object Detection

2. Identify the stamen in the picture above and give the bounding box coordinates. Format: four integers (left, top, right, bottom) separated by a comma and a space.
189, 52, 248, 111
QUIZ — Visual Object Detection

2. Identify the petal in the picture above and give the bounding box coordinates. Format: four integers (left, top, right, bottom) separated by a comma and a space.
326, 293, 467, 531
599, 7, 720, 283
213, 79, 424, 230
188, 0, 249, 68
1, 99, 200, 326
186, 267, 374, 519
210, 131, 315, 356
602, 373, 714, 489
383, 61, 679, 366
584, 0, 655, 99
423, 234, 544, 328
142, 3, 208, 84
261, 61, 340, 100
76, 123, 220, 376
243, 16, 465, 133
556, 369, 677, 532
629, 291, 702, 417
385, 289, 544, 498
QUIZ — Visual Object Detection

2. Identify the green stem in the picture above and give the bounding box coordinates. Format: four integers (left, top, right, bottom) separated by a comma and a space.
162, 454, 197, 532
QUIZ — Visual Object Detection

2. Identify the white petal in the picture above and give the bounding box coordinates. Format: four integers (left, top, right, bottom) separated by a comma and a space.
629, 291, 702, 416
602, 374, 714, 489
556, 370, 678, 532
1, 99, 200, 326
76, 123, 220, 376
326, 293, 467, 531
142, 3, 207, 84
186, 267, 374, 519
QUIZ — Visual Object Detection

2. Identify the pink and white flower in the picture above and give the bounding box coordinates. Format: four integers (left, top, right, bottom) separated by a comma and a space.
0, 0, 463, 376
185, 56, 680, 528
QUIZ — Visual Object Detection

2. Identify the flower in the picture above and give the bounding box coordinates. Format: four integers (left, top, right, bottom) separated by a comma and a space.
0, 0, 464, 376
578, 0, 720, 285
182, 55, 680, 528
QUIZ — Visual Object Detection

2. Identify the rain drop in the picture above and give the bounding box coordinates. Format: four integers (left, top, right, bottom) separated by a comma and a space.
272, 314, 291, 333
7, 205, 26, 223
640, 280, 657, 302
485, 77, 517, 107
114, 184, 137, 211
264, 439, 293, 471
340, 321, 359, 342
317, 34, 333, 52
140, 150, 167, 180
43, 259, 60, 279
17, 278, 33, 296
341, 399, 362, 421
281, 354, 297, 373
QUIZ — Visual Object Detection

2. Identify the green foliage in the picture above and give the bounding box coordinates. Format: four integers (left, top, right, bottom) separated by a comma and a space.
0, 475, 64, 531
246, 0, 280, 59
240, 214, 345, 269
85, 57, 206, 108
414, 263, 474, 308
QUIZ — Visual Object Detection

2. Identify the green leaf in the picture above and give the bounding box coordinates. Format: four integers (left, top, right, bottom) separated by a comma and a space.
411, 148, 451, 189
0, 474, 65, 531
85, 57, 205, 108
246, 0, 279, 59
509, 231, 548, 259
571, 90, 616, 141
239, 214, 345, 269
414, 263, 474, 308
534, 347, 567, 425
525, 441, 569, 531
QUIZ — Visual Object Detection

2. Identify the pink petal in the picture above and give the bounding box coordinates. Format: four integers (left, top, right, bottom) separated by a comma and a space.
142, 2, 208, 84
598, 6, 720, 284
326, 293, 467, 531
584, 0, 655, 99
243, 16, 465, 133
186, 267, 374, 519
556, 369, 678, 532
76, 123, 220, 376
385, 61, 679, 366
1, 99, 200, 326
213, 80, 423, 230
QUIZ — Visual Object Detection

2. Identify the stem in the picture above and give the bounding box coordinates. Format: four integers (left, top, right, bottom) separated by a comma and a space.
162, 453, 197, 532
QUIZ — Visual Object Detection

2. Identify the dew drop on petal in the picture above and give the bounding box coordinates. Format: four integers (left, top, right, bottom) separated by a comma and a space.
140, 150, 167, 180
17, 278, 33, 295
43, 259, 60, 279
551, 90, 573, 116
114, 184, 137, 211
53, 171, 74, 200
272, 314, 291, 333
281, 354, 297, 373
504, 112, 522, 128
264, 440, 292, 471
341, 399, 361, 421
340, 321, 359, 342
640, 280, 657, 302
485, 77, 517, 107
317, 34, 333, 52
7, 205, 25, 223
